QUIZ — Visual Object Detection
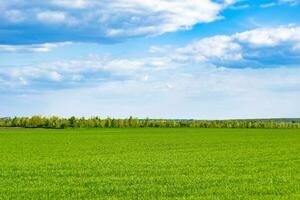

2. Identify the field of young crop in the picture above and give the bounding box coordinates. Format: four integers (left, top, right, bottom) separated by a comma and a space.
0, 128, 300, 199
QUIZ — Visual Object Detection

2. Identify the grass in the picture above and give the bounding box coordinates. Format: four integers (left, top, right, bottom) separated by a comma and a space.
0, 128, 300, 199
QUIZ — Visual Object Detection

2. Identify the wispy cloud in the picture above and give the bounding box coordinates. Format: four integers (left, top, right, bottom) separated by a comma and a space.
260, 0, 299, 8
280, 0, 299, 6
0, 42, 72, 53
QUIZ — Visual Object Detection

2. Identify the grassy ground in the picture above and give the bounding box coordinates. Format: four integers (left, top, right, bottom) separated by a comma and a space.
0, 128, 300, 199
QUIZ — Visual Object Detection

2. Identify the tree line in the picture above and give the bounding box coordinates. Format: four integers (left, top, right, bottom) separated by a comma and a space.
0, 116, 300, 129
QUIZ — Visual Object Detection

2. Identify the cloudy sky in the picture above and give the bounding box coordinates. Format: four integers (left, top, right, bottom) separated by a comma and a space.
1, 0, 300, 119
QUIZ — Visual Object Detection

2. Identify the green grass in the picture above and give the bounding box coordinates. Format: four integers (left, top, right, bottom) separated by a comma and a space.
0, 128, 300, 199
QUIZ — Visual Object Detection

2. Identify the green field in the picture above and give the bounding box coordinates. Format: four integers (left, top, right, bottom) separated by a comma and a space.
0, 128, 300, 199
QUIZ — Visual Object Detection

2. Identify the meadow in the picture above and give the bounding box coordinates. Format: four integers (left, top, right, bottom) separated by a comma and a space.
0, 128, 300, 199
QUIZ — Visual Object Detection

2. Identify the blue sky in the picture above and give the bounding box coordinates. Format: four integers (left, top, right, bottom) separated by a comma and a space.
1, 0, 300, 119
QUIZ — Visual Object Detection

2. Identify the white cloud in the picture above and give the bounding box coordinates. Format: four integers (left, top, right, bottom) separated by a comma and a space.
2, 25, 300, 90
175, 35, 242, 62
166, 25, 300, 67
261, 0, 298, 7
260, 3, 277, 8
2, 64, 300, 119
36, 11, 77, 25
0, 42, 72, 53
49, 71, 63, 82
229, 4, 250, 10
234, 26, 300, 47
148, 46, 171, 53
51, 0, 92, 9
1, 25, 300, 118
37, 11, 66, 23
103, 0, 232, 37
0, 55, 177, 90
1, 0, 239, 40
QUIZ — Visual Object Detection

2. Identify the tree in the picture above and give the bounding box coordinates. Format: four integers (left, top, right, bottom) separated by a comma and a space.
68, 116, 76, 127
30, 116, 44, 128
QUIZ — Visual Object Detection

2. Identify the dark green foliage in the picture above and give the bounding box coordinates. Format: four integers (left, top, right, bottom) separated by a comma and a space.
0, 116, 300, 129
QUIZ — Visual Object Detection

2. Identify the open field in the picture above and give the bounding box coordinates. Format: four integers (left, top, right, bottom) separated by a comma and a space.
0, 128, 300, 199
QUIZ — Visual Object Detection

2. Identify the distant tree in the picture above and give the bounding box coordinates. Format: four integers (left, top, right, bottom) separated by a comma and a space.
106, 118, 112, 128
30, 116, 44, 128
47, 116, 62, 129
68, 116, 76, 128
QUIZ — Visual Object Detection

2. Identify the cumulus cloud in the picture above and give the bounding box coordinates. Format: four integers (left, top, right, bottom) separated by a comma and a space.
2, 25, 300, 91
234, 26, 300, 47
103, 0, 226, 36
167, 25, 300, 67
0, 0, 238, 44
1, 1, 300, 118
0, 55, 177, 91
1, 25, 300, 118
175, 36, 242, 63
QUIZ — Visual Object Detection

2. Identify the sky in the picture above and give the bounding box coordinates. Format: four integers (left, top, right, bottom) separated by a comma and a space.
0, 0, 300, 119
